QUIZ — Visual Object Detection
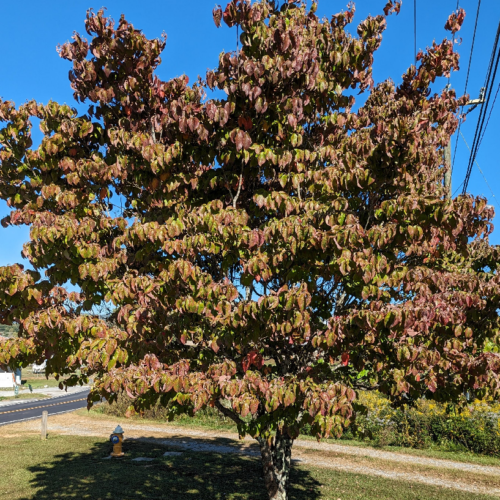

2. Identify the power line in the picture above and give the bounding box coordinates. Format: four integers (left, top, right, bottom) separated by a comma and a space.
452, 0, 482, 170
462, 21, 500, 194
476, 24, 500, 145
452, 181, 464, 198
413, 0, 417, 66
462, 31, 500, 193
477, 81, 500, 152
460, 131, 500, 209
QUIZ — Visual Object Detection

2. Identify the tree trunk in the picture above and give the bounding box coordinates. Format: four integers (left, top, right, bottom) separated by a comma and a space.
257, 429, 294, 500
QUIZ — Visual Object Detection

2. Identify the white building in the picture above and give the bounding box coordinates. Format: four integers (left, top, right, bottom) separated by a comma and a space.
0, 367, 21, 388
0, 336, 21, 387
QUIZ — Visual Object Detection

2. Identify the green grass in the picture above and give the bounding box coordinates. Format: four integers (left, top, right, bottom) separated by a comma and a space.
21, 377, 61, 390
0, 434, 496, 500
0, 393, 49, 402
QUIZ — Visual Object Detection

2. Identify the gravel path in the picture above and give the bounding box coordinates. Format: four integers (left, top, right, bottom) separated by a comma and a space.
81, 421, 500, 477
300, 456, 500, 496
294, 439, 500, 477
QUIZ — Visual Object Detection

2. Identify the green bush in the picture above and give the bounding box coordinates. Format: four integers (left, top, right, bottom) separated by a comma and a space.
348, 394, 500, 457
427, 412, 500, 455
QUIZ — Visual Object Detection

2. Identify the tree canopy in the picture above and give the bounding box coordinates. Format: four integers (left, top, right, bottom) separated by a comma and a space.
1, 1, 499, 498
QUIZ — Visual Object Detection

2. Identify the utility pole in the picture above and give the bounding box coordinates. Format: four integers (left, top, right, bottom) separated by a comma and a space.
444, 142, 452, 199
444, 88, 485, 198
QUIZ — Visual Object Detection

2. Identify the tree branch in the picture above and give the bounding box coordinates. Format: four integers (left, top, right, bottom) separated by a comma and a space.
233, 163, 244, 208
215, 400, 244, 426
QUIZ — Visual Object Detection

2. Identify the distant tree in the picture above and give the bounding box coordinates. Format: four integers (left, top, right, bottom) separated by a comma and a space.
0, 324, 19, 338
1, 1, 499, 498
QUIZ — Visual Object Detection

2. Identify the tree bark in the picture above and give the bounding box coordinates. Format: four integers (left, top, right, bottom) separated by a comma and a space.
257, 429, 293, 500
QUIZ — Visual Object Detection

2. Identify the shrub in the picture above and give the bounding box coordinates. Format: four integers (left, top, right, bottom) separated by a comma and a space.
349, 392, 500, 456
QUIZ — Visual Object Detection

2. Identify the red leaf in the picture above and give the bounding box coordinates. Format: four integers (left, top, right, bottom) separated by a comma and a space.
242, 350, 263, 372
341, 353, 349, 366
287, 114, 297, 128
238, 116, 253, 131
179, 117, 187, 133
187, 117, 200, 132
242, 357, 250, 373
383, 0, 402, 16
445, 9, 466, 34
243, 132, 252, 149
223, 3, 236, 27
254, 354, 264, 369
212, 5, 223, 28
234, 130, 251, 151
211, 340, 219, 353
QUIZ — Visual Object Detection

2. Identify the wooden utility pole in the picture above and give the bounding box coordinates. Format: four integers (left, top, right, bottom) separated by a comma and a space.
444, 142, 452, 199
41, 411, 48, 440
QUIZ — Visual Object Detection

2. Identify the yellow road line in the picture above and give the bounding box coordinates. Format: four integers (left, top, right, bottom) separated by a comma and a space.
0, 397, 87, 415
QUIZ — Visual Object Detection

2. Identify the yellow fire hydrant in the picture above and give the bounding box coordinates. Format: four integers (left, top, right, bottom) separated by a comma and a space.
110, 425, 125, 458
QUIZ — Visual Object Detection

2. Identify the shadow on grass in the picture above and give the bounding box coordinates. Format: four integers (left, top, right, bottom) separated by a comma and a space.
22, 435, 321, 500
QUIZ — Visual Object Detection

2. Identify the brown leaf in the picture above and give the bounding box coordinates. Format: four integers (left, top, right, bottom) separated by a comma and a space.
212, 5, 223, 28
238, 116, 253, 131
179, 117, 187, 133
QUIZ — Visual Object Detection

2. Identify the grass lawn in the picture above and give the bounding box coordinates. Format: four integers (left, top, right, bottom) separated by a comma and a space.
21, 376, 61, 390
0, 393, 49, 402
19, 366, 84, 390
0, 433, 496, 500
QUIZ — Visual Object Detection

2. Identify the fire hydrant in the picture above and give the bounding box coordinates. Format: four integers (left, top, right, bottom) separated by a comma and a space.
110, 425, 124, 457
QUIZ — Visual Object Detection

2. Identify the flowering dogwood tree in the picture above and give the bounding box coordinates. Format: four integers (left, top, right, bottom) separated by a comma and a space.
1, 1, 499, 498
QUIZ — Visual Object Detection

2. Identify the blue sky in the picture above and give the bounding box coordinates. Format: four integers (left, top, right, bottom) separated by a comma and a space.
0, 0, 499, 268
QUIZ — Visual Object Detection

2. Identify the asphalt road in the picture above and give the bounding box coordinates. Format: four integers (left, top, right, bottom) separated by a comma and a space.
0, 389, 90, 426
